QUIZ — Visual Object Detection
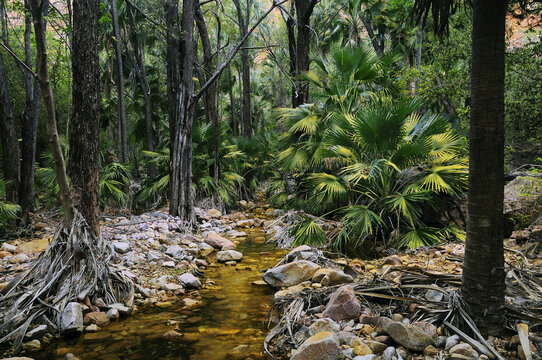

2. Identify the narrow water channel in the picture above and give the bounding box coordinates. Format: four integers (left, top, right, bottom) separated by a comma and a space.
35, 214, 286, 360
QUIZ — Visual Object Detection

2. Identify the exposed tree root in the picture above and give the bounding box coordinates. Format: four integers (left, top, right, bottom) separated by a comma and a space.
0, 212, 133, 353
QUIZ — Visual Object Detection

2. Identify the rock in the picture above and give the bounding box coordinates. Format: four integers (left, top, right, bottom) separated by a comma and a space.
236, 219, 254, 228
65, 354, 81, 360
365, 340, 387, 353
413, 321, 437, 338
290, 331, 341, 360
161, 283, 183, 292
0, 250, 11, 258
359, 315, 393, 334
162, 330, 184, 339
382, 346, 396, 360
504, 176, 542, 215
322, 285, 361, 322
353, 356, 376, 360
112, 241, 131, 254
108, 303, 132, 316
61, 302, 84, 334
1, 242, 16, 252
353, 342, 373, 356
253, 218, 264, 227
147, 251, 163, 262
182, 298, 199, 307
25, 325, 47, 340
383, 255, 402, 266
449, 343, 478, 359
162, 261, 175, 268
445, 335, 461, 350
178, 273, 202, 289
262, 260, 321, 287
227, 230, 248, 238
425, 289, 444, 302
10, 253, 30, 263
434, 336, 447, 348
83, 311, 110, 326
312, 268, 353, 286
216, 250, 243, 262
208, 209, 222, 218
21, 340, 41, 352
1, 357, 34, 360
204, 231, 235, 249
165, 245, 189, 260
85, 324, 99, 332
337, 331, 356, 345
308, 318, 340, 336
107, 309, 119, 320
386, 322, 434, 352
423, 345, 439, 357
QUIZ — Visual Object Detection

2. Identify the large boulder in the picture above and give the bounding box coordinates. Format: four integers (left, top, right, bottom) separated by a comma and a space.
262, 260, 321, 287
61, 302, 84, 334
290, 331, 341, 360
216, 250, 243, 262
204, 231, 236, 249
386, 322, 434, 351
322, 285, 361, 321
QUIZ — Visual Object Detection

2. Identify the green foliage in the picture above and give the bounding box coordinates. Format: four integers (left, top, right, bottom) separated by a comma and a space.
100, 162, 131, 208
273, 46, 467, 254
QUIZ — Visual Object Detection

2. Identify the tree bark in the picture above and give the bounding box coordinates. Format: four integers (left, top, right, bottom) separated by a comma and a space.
19, 6, 41, 226
68, 0, 101, 235
228, 66, 238, 137
29, 0, 74, 225
195, 7, 219, 182
128, 8, 154, 177
169, 0, 196, 221
111, 0, 128, 163
232, 0, 252, 138
462, 0, 506, 337
0, 51, 20, 205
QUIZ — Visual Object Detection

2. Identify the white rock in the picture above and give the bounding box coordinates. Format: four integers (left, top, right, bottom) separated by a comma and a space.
216, 250, 243, 262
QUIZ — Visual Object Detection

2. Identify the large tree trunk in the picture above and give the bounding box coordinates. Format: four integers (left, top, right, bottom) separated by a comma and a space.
111, 0, 128, 163
461, 0, 506, 337
232, 0, 252, 138
0, 52, 20, 205
170, 0, 196, 221
195, 7, 220, 182
293, 0, 315, 107
68, 0, 101, 235
29, 0, 74, 225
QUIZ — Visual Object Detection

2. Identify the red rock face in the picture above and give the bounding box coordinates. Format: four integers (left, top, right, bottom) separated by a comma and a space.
322, 285, 361, 322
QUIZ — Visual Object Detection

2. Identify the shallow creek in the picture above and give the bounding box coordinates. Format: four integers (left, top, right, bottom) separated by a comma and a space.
35, 214, 286, 360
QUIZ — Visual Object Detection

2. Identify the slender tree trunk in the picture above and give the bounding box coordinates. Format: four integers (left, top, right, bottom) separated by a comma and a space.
228, 66, 238, 137
111, 0, 128, 163
0, 52, 20, 205
19, 9, 40, 225
462, 0, 506, 337
360, 15, 383, 57
195, 7, 219, 182
128, 8, 155, 177
166, 0, 181, 214
232, 0, 252, 138
285, 6, 297, 106
29, 0, 74, 224
68, 0, 101, 235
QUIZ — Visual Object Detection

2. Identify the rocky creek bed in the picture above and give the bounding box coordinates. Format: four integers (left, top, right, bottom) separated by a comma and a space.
2, 195, 542, 360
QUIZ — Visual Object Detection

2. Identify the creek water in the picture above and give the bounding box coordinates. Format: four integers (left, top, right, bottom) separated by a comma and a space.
35, 214, 285, 360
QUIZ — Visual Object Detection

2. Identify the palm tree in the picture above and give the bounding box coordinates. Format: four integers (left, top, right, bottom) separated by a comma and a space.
414, 0, 506, 336
274, 47, 467, 253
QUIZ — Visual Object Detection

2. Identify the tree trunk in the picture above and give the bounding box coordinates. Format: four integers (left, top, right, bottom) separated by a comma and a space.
0, 52, 20, 205
68, 0, 101, 235
166, 0, 181, 214
195, 7, 220, 182
29, 0, 74, 225
169, 0, 196, 221
19, 8, 41, 226
228, 66, 238, 137
111, 0, 128, 163
462, 0, 506, 337
232, 0, 252, 138
285, 5, 297, 106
